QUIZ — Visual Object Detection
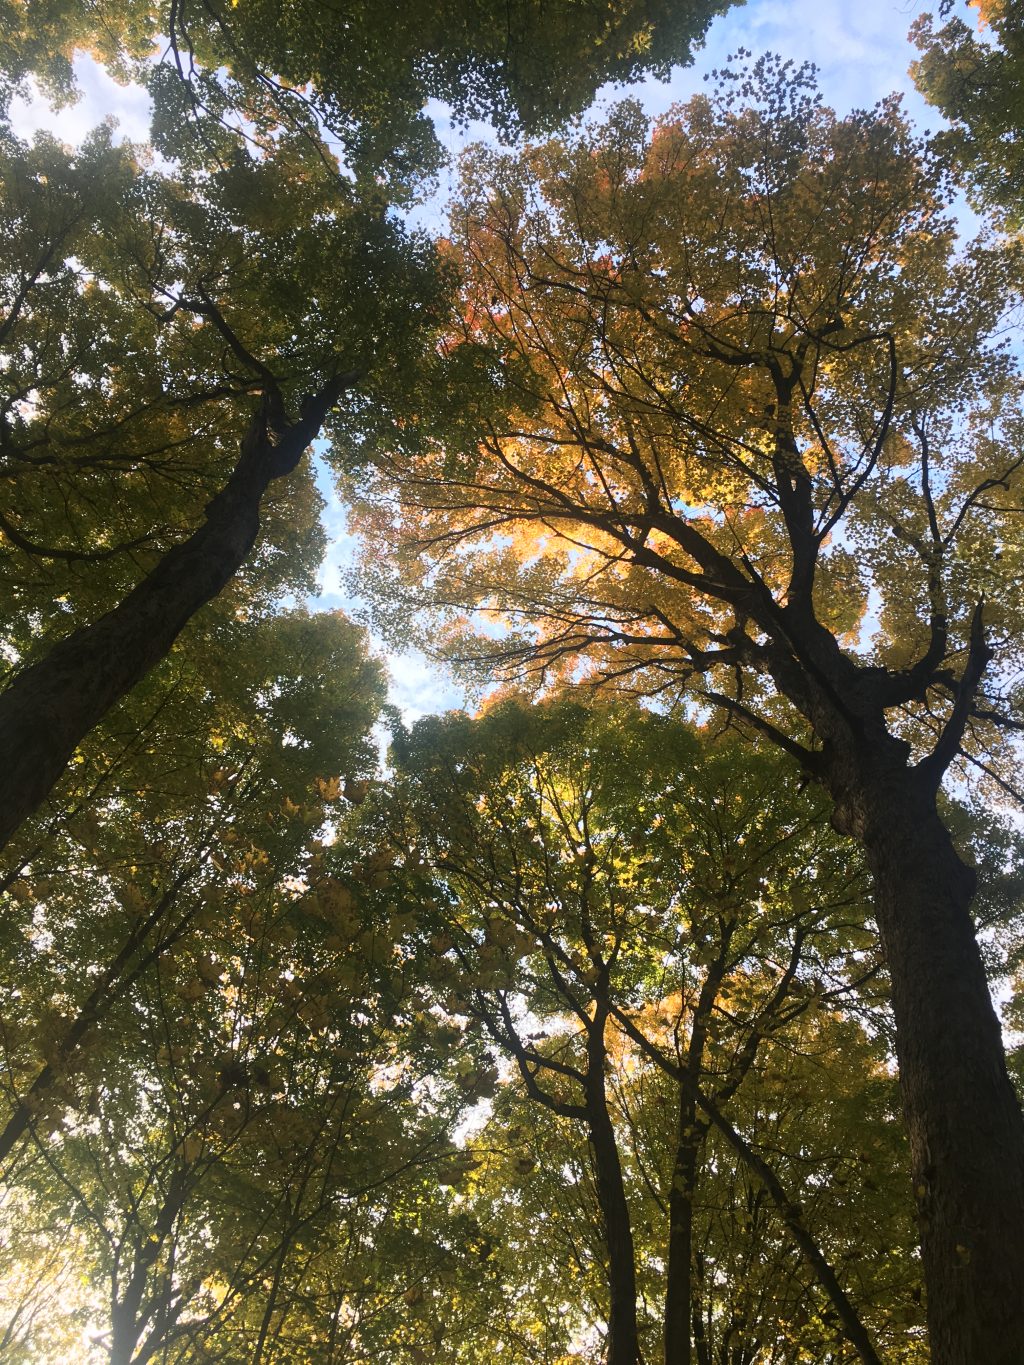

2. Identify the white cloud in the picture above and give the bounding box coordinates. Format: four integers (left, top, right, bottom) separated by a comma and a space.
9, 55, 152, 145
385, 649, 464, 725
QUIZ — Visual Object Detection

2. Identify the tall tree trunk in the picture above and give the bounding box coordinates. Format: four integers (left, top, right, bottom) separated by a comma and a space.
588, 1098, 640, 1365
663, 956, 725, 1365
770, 596, 1024, 1361
664, 1087, 701, 1365
108, 1169, 188, 1365
851, 765, 1024, 1365
109, 1304, 141, 1365
586, 1011, 640, 1365
608, 945, 879, 1363
691, 1289, 710, 1365
0, 378, 352, 855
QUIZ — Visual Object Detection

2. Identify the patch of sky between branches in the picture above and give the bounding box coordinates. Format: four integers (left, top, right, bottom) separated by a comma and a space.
8, 55, 152, 144
310, 449, 465, 725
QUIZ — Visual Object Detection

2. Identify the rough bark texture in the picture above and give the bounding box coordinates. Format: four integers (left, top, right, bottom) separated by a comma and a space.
585, 1016, 641, 1365
849, 760, 1024, 1365
663, 1093, 699, 1365
763, 582, 1024, 1361
0, 381, 350, 854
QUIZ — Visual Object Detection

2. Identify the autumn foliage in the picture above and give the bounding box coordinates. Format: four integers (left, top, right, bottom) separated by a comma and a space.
2, 8, 1024, 1365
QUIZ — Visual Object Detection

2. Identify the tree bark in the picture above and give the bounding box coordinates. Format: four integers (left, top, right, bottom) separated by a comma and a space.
664, 1088, 700, 1365
109, 1302, 142, 1365
586, 1010, 641, 1365
849, 763, 1024, 1365
108, 1168, 189, 1365
760, 592, 1024, 1361
663, 959, 722, 1365
0, 379, 353, 855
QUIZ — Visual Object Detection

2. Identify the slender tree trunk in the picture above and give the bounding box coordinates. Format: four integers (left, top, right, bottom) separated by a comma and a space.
696, 1088, 881, 1365
664, 960, 723, 1365
691, 1297, 710, 1365
110, 1248, 155, 1365
108, 1170, 188, 1365
585, 1011, 640, 1365
0, 378, 352, 854
588, 1098, 640, 1365
609, 944, 876, 1363
251, 1216, 295, 1365
664, 1089, 700, 1365
852, 765, 1024, 1365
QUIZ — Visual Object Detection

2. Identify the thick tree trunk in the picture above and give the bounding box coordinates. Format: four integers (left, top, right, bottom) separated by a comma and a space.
850, 767, 1024, 1365
109, 1306, 140, 1365
760, 592, 1024, 1357
0, 382, 349, 854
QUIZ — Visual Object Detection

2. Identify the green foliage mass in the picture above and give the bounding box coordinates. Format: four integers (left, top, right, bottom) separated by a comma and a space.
913, 0, 1024, 228
2, 9, 1024, 1365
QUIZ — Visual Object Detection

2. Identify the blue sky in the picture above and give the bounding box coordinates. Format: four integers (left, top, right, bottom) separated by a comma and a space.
640, 0, 938, 121
7, 0, 960, 722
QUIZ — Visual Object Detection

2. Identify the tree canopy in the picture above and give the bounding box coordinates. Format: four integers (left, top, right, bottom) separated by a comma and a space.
347, 59, 1024, 1361
0, 0, 737, 852
913, 0, 1024, 228
3, 11, 1024, 1365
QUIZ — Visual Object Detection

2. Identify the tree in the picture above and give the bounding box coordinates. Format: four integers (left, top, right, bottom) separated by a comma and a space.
0, 607, 482, 1363
0, 106, 436, 853
350, 63, 1024, 1361
0, 838, 459, 1364
2, 0, 737, 145
0, 608, 384, 1172
462, 1007, 925, 1364
0, 0, 736, 853
382, 699, 920, 1363
912, 0, 1024, 227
